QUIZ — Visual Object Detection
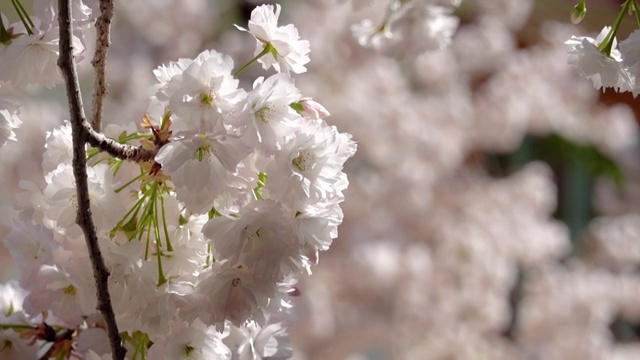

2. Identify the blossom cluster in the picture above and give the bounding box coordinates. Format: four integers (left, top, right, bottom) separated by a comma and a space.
565, 0, 640, 96
0, 0, 90, 149
0, 2, 355, 359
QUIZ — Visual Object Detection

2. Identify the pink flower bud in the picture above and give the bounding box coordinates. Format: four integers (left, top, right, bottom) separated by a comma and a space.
300, 98, 330, 119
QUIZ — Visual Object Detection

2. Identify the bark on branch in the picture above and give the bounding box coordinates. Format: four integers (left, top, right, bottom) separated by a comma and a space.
57, 1, 127, 359
90, 0, 114, 132
85, 123, 158, 162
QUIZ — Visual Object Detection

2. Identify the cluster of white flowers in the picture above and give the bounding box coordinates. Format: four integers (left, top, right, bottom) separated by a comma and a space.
0, 0, 89, 149
0, 0, 89, 88
0, 1, 355, 359
566, 0, 640, 96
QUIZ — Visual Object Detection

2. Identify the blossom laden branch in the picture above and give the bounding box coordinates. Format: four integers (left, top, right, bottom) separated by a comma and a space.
1, 1, 356, 358
56, 0, 126, 359
90, 0, 115, 132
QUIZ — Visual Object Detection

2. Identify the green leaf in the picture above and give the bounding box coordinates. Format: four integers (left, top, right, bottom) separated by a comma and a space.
538, 134, 625, 188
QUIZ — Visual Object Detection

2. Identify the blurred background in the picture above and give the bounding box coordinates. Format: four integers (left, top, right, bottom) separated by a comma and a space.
2, 0, 640, 359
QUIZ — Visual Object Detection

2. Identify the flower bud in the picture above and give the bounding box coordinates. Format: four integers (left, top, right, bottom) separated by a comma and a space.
571, 1, 587, 25
298, 98, 330, 119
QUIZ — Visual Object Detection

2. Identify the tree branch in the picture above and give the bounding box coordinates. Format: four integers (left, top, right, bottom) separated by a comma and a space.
57, 1, 126, 359
85, 124, 158, 162
90, 0, 114, 132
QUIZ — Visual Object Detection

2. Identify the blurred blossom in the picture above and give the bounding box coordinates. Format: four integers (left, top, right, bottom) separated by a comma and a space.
583, 214, 640, 272
451, 16, 516, 78
473, 0, 534, 31
284, 1, 640, 358
351, 0, 460, 56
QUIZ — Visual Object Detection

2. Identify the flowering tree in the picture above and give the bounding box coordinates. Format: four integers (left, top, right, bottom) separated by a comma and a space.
2, 0, 640, 359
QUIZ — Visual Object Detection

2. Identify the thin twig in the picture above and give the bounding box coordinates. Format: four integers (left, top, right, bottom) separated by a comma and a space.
90, 0, 114, 132
57, 1, 126, 359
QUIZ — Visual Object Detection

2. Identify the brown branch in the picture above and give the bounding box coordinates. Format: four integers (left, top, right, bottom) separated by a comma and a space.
85, 124, 158, 162
57, 1, 126, 359
90, 0, 114, 132
88, 0, 159, 162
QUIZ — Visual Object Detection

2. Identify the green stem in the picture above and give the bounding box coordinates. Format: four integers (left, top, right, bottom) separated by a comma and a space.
111, 158, 124, 176
205, 243, 212, 267
142, 183, 158, 259
154, 214, 167, 286
87, 148, 101, 160
632, 0, 640, 28
366, 0, 396, 43
161, 111, 172, 130
114, 172, 145, 193
160, 191, 173, 252
0, 324, 36, 330
111, 193, 146, 238
233, 44, 273, 78
131, 333, 148, 360
119, 132, 153, 143
11, 0, 34, 35
13, 0, 34, 28
121, 195, 146, 225
378, 1, 395, 33
148, 184, 167, 285
599, 0, 632, 55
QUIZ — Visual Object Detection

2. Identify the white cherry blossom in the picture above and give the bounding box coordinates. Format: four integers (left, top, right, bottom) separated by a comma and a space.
237, 4, 311, 74
147, 320, 231, 360
155, 134, 252, 214
0, 20, 84, 89
266, 119, 356, 207
239, 73, 303, 155
153, 49, 245, 133
224, 318, 293, 360
566, 26, 633, 93
42, 163, 124, 234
